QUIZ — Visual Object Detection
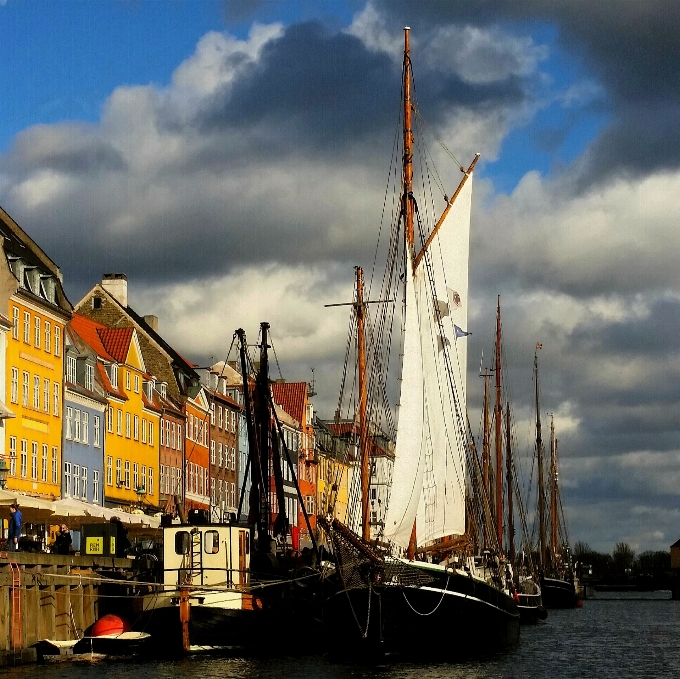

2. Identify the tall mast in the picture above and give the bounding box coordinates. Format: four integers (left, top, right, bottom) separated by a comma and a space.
482, 368, 491, 549
550, 415, 558, 564
505, 402, 515, 565
403, 27, 414, 251
494, 296, 503, 550
355, 266, 370, 542
257, 322, 272, 538
535, 348, 547, 569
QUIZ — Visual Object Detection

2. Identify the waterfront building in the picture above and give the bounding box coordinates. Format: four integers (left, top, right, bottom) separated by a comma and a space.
0, 206, 72, 499
314, 417, 350, 525
158, 388, 186, 517
198, 368, 240, 522
63, 324, 108, 504
184, 383, 211, 512
271, 381, 317, 539
70, 313, 162, 509
273, 403, 301, 537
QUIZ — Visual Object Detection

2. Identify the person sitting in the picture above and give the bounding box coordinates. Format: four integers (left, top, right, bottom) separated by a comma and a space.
54, 524, 72, 555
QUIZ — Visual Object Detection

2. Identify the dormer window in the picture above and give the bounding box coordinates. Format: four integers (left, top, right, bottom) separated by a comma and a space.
145, 380, 154, 401
8, 257, 26, 287
159, 382, 167, 398
109, 364, 118, 389
67, 355, 77, 384
24, 266, 41, 295
85, 363, 94, 391
40, 275, 56, 303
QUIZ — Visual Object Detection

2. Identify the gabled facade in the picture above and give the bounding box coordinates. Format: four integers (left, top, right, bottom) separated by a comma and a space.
271, 381, 317, 536
0, 205, 72, 499
184, 384, 211, 512
63, 326, 108, 504
70, 313, 162, 509
158, 388, 186, 516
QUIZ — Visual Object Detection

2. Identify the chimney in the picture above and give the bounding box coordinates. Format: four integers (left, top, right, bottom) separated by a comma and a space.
144, 315, 159, 332
102, 273, 128, 307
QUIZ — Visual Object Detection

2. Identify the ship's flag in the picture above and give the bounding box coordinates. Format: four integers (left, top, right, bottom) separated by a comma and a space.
454, 325, 471, 339
536, 342, 543, 350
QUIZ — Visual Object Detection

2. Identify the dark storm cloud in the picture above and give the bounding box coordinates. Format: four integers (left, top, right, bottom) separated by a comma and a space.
374, 0, 680, 181
191, 22, 526, 152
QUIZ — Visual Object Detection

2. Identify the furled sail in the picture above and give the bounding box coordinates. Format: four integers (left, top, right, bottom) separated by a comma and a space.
383, 248, 426, 548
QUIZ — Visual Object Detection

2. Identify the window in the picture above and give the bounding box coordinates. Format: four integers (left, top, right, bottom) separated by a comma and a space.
23, 311, 30, 344
218, 443, 223, 467
85, 364, 94, 391
142, 418, 147, 443
133, 462, 139, 490
134, 415, 139, 440
160, 464, 165, 494
117, 409, 122, 436
107, 456, 113, 486
10, 367, 18, 404
188, 415, 192, 441
177, 426, 182, 451
12, 306, 18, 340
126, 370, 131, 391
141, 465, 147, 492
53, 382, 60, 416
125, 412, 131, 438
205, 530, 219, 554
73, 464, 80, 498
33, 375, 40, 409
67, 355, 77, 384
148, 421, 154, 446
175, 531, 190, 555
22, 371, 29, 406
82, 412, 89, 444
232, 447, 236, 471
9, 437, 16, 476
52, 447, 58, 484
43, 378, 49, 412
34, 316, 40, 348
110, 364, 118, 388
94, 416, 100, 447
116, 458, 122, 485
211, 477, 216, 505
211, 440, 216, 465
93, 296, 103, 309
148, 467, 153, 496
93, 470, 100, 504
31, 442, 38, 480
107, 406, 113, 433
65, 407, 73, 439
305, 495, 315, 515
172, 422, 177, 449
74, 409, 81, 441
124, 460, 130, 488
218, 406, 223, 429
64, 461, 72, 496
81, 467, 88, 501
210, 404, 215, 425
40, 443, 50, 483
134, 374, 139, 393
44, 321, 51, 353
54, 326, 61, 356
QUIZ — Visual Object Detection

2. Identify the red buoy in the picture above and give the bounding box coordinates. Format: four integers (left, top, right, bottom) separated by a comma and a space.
90, 614, 131, 637
576, 599, 584, 608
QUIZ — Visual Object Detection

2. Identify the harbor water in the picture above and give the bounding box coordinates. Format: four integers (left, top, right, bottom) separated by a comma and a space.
4, 594, 679, 679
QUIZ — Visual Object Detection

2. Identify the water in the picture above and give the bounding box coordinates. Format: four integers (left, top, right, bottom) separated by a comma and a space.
6, 596, 680, 679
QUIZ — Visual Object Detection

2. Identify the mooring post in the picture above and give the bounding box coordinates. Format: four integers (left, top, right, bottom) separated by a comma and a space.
179, 587, 190, 653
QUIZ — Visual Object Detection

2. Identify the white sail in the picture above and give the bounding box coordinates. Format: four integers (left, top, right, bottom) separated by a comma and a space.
414, 172, 473, 543
383, 248, 426, 548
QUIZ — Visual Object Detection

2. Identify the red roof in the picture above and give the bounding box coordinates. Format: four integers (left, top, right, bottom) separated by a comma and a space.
95, 360, 127, 401
98, 326, 134, 364
271, 382, 307, 425
328, 422, 358, 436
70, 314, 115, 362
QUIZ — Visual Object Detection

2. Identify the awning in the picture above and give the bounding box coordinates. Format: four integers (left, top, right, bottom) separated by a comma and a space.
0, 400, 16, 419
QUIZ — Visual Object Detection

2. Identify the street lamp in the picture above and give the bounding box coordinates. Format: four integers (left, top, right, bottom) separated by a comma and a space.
0, 457, 8, 489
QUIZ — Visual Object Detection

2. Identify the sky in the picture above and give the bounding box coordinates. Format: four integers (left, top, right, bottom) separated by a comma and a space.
1, 0, 679, 554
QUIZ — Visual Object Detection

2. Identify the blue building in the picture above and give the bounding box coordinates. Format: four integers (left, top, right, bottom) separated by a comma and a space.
62, 325, 107, 504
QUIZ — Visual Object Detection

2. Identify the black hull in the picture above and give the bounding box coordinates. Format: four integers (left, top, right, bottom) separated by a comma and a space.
323, 570, 520, 660
517, 592, 547, 625
542, 577, 577, 609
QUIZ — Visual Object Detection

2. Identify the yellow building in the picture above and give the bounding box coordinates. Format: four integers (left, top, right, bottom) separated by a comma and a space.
0, 206, 72, 499
315, 419, 350, 524
70, 313, 161, 509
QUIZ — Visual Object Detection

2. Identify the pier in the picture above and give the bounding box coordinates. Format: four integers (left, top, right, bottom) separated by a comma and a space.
0, 551, 134, 665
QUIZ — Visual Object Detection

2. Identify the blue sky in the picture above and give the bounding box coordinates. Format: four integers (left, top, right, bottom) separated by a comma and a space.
1, 0, 679, 554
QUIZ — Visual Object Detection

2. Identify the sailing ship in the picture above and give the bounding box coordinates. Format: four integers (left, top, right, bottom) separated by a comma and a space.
319, 28, 519, 659
136, 323, 323, 653
533, 347, 578, 609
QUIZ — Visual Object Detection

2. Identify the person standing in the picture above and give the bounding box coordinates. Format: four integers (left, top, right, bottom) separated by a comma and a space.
8, 503, 22, 551
54, 524, 72, 555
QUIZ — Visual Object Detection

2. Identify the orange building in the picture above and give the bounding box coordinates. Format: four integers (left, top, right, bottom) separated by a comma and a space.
183, 384, 211, 512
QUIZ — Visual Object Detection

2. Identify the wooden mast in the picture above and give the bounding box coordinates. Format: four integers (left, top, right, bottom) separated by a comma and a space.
482, 368, 491, 549
494, 296, 503, 550
550, 415, 558, 565
356, 266, 370, 542
505, 402, 515, 565
535, 347, 547, 569
403, 26, 419, 560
